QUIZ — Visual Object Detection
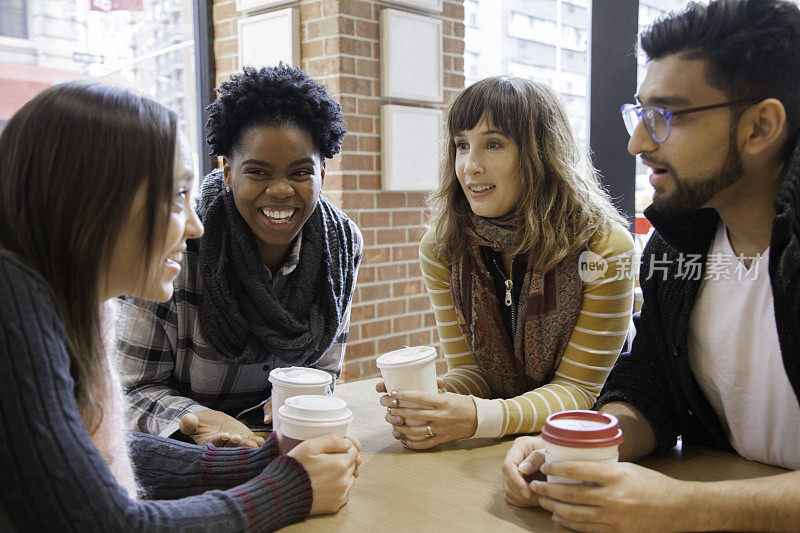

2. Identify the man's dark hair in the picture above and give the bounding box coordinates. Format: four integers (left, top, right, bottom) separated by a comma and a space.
641, 0, 800, 160
206, 64, 347, 159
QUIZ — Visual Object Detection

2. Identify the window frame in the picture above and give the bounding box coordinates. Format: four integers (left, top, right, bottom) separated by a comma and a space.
192, 0, 215, 179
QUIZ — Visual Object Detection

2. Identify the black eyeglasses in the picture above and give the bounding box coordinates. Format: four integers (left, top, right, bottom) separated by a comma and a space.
620, 99, 761, 143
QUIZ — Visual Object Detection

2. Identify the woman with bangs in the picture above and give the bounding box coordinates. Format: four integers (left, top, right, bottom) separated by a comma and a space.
378, 76, 635, 448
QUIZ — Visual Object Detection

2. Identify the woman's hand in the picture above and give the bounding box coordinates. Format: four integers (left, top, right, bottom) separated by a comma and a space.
375, 378, 447, 423
288, 434, 362, 515
179, 410, 265, 448
376, 379, 477, 450
502, 436, 546, 507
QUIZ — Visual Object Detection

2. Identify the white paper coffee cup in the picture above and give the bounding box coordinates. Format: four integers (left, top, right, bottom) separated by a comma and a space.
268, 366, 332, 433
277, 395, 353, 453
375, 346, 438, 427
541, 410, 623, 484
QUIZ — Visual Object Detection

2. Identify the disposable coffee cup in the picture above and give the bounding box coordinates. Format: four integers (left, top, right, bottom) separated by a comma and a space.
375, 346, 438, 427
541, 410, 623, 484
277, 395, 353, 453
269, 366, 332, 433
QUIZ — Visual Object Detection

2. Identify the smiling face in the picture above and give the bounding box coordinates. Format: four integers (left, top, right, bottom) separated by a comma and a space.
223, 125, 324, 271
106, 138, 204, 302
454, 114, 521, 219
630, 55, 746, 215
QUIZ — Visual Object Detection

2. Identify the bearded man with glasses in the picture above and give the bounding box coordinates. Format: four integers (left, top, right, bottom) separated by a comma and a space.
501, 1, 800, 531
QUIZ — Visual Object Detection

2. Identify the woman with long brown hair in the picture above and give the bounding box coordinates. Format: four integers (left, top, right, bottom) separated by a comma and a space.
0, 81, 359, 530
379, 76, 635, 448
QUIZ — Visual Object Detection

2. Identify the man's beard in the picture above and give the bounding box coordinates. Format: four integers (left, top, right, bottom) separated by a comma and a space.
651, 133, 744, 215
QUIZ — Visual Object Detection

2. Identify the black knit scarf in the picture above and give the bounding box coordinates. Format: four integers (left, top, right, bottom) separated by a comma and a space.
196, 170, 358, 365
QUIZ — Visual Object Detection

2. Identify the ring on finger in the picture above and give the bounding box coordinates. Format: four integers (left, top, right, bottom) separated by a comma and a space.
426, 424, 435, 438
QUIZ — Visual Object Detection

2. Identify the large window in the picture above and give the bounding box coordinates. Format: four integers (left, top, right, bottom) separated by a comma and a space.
0, 0, 200, 169
465, 0, 590, 144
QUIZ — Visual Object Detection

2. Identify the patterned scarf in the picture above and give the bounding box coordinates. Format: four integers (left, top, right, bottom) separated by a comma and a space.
450, 213, 583, 398
196, 170, 358, 365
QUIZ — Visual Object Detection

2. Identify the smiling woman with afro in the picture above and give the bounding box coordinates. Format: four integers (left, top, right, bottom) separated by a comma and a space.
113, 64, 363, 480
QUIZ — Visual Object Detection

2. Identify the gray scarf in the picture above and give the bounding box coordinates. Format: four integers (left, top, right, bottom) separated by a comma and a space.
196, 170, 358, 364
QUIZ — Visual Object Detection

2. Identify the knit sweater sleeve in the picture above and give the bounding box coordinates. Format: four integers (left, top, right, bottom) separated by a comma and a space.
420, 227, 634, 438
129, 431, 286, 499
595, 233, 682, 455
0, 253, 312, 532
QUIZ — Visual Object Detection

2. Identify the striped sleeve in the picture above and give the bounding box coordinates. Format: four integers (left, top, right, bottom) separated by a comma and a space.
419, 226, 635, 438
496, 224, 635, 436
419, 232, 492, 399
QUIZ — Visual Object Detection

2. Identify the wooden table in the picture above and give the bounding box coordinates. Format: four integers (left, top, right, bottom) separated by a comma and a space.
281, 378, 787, 532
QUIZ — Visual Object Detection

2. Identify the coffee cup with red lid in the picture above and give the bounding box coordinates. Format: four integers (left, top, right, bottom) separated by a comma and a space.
541, 410, 623, 484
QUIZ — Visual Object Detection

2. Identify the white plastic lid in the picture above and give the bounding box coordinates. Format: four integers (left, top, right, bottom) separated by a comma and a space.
278, 395, 353, 426
268, 366, 332, 387
375, 346, 437, 368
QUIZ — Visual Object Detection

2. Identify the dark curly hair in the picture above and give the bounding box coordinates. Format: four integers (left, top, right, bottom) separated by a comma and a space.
642, 0, 800, 162
205, 64, 347, 159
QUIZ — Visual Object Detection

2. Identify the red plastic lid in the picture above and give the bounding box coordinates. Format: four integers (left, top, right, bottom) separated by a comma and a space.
541, 410, 623, 448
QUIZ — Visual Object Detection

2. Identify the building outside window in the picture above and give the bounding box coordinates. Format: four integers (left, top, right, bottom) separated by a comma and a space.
0, 0, 199, 171
465, 0, 590, 144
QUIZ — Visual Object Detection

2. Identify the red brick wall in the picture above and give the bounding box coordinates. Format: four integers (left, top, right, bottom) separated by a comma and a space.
211, 0, 466, 381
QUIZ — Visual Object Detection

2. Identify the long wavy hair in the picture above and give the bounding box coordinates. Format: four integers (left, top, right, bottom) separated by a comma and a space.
0, 82, 177, 434
428, 76, 627, 271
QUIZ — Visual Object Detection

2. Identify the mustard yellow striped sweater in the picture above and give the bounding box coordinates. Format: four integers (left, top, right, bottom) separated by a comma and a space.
419, 224, 635, 438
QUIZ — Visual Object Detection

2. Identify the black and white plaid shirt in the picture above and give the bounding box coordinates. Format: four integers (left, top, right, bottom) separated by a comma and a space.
115, 221, 362, 437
